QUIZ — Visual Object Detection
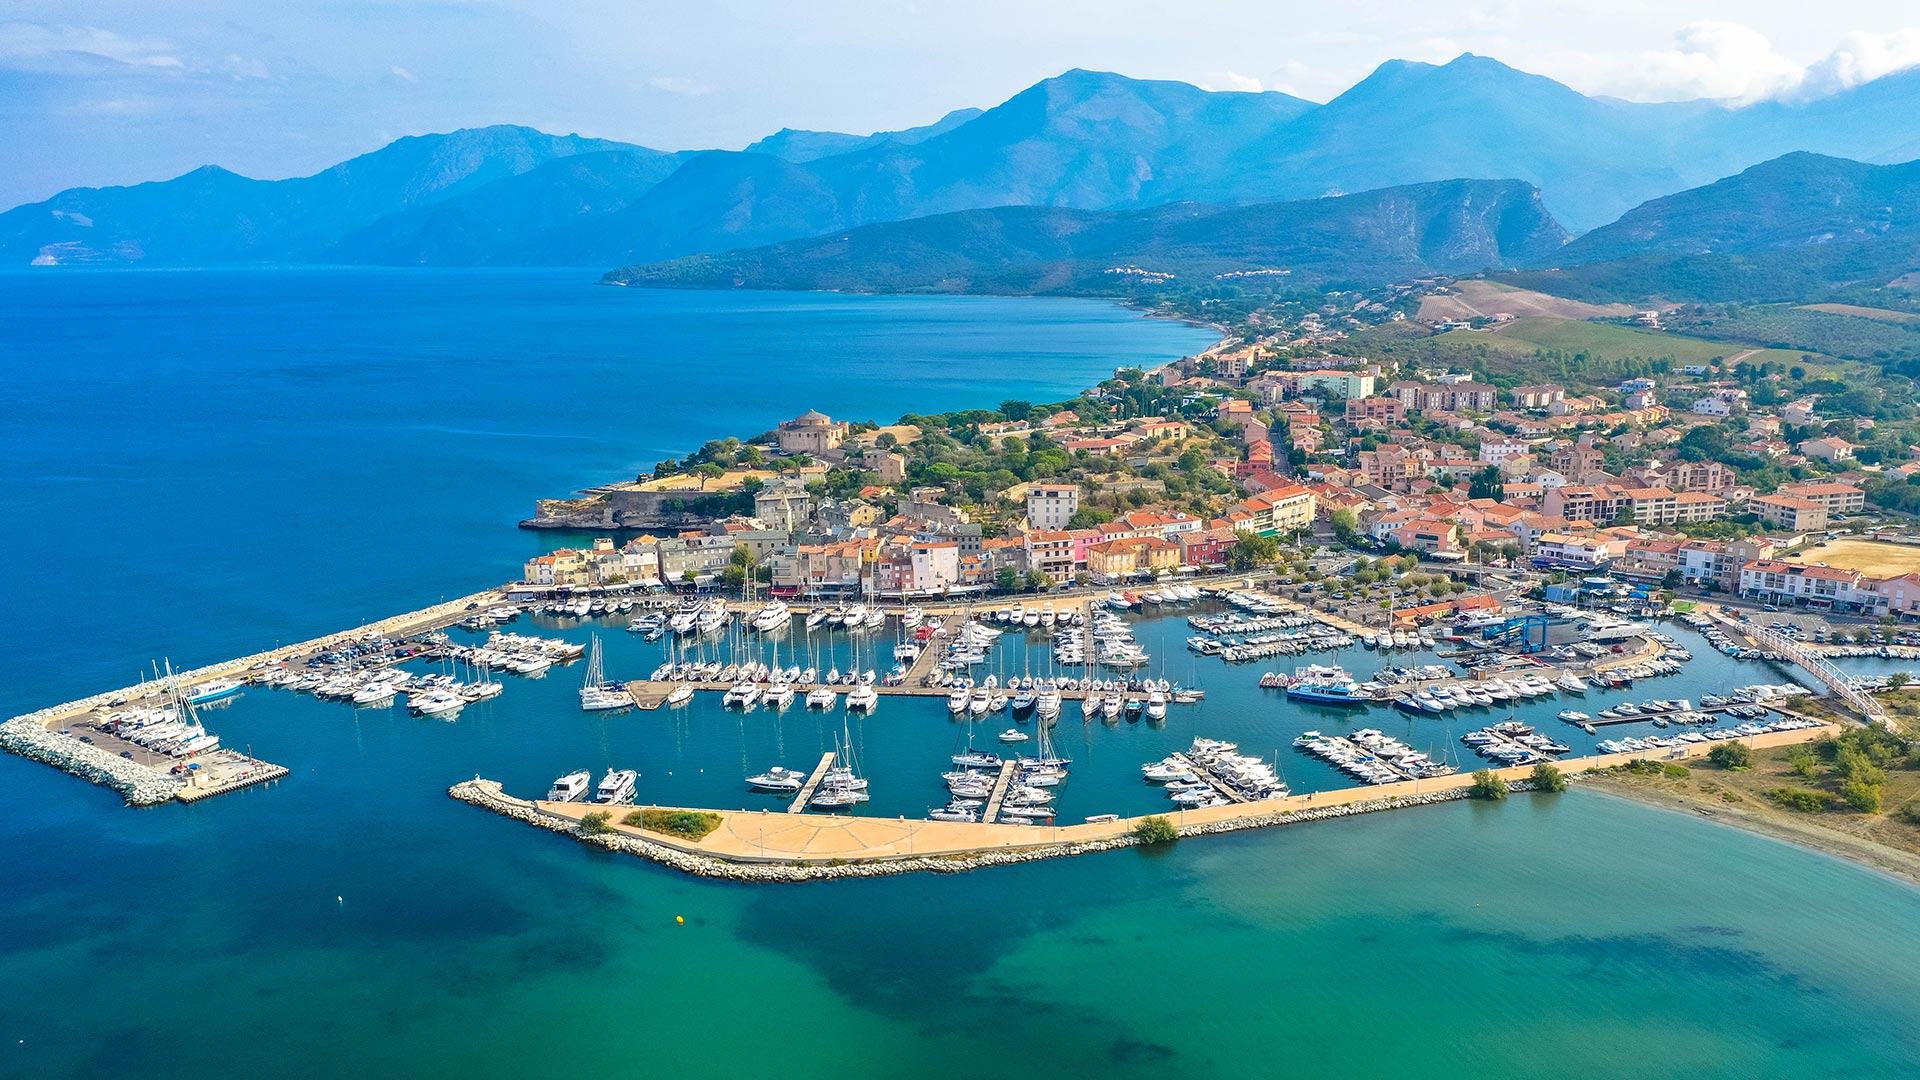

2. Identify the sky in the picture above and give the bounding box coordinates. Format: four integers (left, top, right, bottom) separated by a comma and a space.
4, 1, 1920, 209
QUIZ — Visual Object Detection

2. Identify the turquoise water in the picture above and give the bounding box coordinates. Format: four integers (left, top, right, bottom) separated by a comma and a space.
4, 271, 1919, 1078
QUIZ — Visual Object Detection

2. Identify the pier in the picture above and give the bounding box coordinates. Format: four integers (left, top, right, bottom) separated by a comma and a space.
979, 760, 1020, 823
788, 751, 839, 813
1170, 751, 1249, 803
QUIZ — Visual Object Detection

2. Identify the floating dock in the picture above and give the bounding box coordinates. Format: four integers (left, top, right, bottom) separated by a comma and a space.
788, 751, 840, 813
1169, 751, 1249, 803
979, 760, 1020, 823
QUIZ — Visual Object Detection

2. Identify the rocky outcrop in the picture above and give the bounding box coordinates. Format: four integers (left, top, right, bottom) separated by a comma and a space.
0, 719, 182, 805
450, 778, 1526, 883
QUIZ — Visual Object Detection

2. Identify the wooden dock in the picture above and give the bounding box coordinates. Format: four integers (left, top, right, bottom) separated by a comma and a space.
979, 760, 1019, 823
1171, 752, 1248, 803
787, 751, 839, 814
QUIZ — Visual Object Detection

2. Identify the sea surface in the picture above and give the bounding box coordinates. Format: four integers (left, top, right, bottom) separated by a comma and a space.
4, 270, 1920, 1079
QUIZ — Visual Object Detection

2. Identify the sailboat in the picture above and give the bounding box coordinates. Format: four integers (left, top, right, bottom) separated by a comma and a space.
579, 634, 631, 711
810, 720, 870, 808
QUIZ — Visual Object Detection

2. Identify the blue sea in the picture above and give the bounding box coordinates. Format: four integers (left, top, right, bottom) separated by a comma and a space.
4, 270, 1920, 1079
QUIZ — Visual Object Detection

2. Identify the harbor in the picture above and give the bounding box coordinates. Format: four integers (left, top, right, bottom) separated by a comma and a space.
5, 574, 1882, 826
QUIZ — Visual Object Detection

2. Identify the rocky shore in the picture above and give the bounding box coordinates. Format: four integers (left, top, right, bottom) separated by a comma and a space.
0, 718, 182, 805
450, 777, 1525, 883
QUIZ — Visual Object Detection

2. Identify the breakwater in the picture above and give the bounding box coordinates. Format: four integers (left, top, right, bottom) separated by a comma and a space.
453, 722, 1839, 883
0, 718, 182, 805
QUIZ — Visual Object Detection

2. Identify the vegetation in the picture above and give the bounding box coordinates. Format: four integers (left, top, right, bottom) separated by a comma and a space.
1529, 762, 1567, 793
1133, 815, 1180, 844
579, 811, 615, 836
1707, 742, 1754, 770
625, 808, 723, 841
1767, 787, 1832, 813
1663, 303, 1920, 365
1469, 769, 1509, 800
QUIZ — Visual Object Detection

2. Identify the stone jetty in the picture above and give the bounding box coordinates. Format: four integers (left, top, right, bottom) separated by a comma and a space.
0, 718, 183, 805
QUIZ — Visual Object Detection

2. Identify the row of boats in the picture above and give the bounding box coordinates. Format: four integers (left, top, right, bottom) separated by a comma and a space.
1294, 729, 1458, 784
91, 701, 222, 759
251, 662, 504, 718
546, 768, 638, 805
1461, 721, 1570, 766
1595, 716, 1825, 754
1052, 609, 1150, 670
1142, 738, 1287, 805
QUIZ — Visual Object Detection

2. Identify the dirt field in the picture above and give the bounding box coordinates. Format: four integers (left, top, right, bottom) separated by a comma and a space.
1800, 303, 1920, 325
1416, 280, 1635, 321
1785, 538, 1920, 578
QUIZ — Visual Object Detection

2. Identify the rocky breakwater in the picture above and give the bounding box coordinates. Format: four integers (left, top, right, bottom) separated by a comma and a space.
0, 718, 183, 805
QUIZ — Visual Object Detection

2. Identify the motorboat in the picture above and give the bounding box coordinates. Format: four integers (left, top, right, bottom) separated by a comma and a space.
592, 768, 638, 805
546, 770, 591, 802
997, 728, 1030, 743
747, 766, 806, 793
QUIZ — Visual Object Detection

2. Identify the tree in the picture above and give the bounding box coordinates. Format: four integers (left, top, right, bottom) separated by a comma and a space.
1707, 741, 1753, 770
1840, 780, 1884, 813
995, 566, 1019, 592
1467, 466, 1505, 501
1469, 769, 1508, 800
1228, 531, 1280, 570
1024, 570, 1052, 592
579, 811, 614, 836
1890, 672, 1912, 690
874, 431, 899, 451
1530, 762, 1568, 792
999, 399, 1034, 423
1133, 815, 1179, 844
1330, 508, 1359, 545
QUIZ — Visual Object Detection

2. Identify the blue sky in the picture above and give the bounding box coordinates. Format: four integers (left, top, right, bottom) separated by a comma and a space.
4, 1, 1920, 209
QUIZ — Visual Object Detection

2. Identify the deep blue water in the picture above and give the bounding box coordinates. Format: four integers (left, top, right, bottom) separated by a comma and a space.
4, 271, 1919, 1079
0, 269, 1215, 714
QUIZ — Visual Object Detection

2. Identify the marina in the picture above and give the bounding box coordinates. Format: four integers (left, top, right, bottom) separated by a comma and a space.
4, 577, 1874, 826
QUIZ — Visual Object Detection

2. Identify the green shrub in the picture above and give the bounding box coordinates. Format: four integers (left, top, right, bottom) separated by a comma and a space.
1133, 815, 1179, 844
1530, 762, 1568, 793
1767, 787, 1830, 813
579, 810, 615, 835
1708, 742, 1753, 770
1662, 764, 1691, 779
1470, 769, 1509, 800
1898, 804, 1920, 826
625, 808, 723, 840
1839, 781, 1884, 814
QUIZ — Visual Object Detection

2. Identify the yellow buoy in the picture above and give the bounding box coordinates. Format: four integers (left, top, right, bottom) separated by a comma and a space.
676, 915, 685, 925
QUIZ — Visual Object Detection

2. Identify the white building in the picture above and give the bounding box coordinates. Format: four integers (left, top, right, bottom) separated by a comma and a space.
1690, 398, 1732, 417
1026, 483, 1082, 529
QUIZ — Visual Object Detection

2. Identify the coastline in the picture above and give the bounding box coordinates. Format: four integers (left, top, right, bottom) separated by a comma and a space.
1582, 776, 1920, 889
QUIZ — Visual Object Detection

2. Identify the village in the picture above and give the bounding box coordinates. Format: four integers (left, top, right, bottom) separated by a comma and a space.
516, 318, 1920, 624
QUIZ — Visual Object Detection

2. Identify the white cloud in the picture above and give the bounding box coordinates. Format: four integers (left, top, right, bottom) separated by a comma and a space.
0, 22, 182, 74
1201, 70, 1264, 93
1569, 22, 1920, 104
1798, 30, 1920, 98
648, 75, 711, 97
389, 65, 417, 83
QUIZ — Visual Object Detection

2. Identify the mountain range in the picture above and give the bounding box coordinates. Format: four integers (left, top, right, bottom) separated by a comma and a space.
13, 54, 1920, 271
604, 179, 1569, 292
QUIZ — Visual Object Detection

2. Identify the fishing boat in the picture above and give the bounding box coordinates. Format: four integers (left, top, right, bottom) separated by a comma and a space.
183, 678, 243, 706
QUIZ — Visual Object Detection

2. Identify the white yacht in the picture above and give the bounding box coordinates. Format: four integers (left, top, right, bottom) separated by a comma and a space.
547, 770, 591, 802
845, 685, 878, 711
747, 766, 806, 793
665, 683, 695, 708
806, 685, 838, 709
592, 768, 638, 805
723, 682, 762, 709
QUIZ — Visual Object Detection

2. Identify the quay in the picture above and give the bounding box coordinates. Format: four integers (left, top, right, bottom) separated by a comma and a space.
788, 751, 840, 813
458, 723, 1841, 881
5, 586, 510, 805
979, 760, 1020, 823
